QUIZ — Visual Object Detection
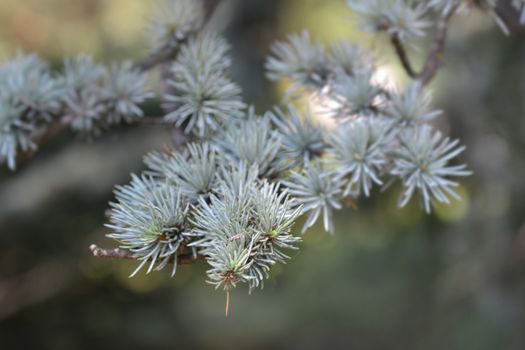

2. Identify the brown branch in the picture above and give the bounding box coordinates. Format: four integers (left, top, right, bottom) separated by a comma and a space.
382, 4, 460, 86
134, 44, 180, 73
418, 5, 459, 85
90, 244, 134, 259
389, 33, 418, 78
89, 244, 201, 265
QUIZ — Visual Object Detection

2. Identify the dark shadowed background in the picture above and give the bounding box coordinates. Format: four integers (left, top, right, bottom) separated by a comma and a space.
1, 0, 525, 349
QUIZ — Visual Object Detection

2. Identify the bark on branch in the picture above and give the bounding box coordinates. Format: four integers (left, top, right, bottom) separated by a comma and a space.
89, 244, 201, 265
389, 33, 418, 79
418, 5, 459, 85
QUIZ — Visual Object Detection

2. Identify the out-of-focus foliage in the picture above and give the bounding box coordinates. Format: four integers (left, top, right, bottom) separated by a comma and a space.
147, 0, 204, 51
163, 33, 246, 138
0, 54, 61, 169
61, 56, 152, 133
0, 53, 152, 169
107, 175, 190, 277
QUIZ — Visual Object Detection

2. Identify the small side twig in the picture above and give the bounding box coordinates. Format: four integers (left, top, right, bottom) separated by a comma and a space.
89, 244, 201, 265
90, 244, 134, 259
378, 19, 418, 79
389, 33, 418, 78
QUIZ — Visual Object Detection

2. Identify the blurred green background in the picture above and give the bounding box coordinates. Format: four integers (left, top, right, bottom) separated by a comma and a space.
1, 0, 525, 349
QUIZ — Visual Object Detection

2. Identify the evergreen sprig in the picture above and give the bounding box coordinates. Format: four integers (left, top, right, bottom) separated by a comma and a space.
347, 0, 431, 40
0, 0, 484, 314
191, 164, 301, 292
144, 142, 219, 201
265, 30, 328, 94
97, 2, 473, 306
213, 109, 282, 177
327, 118, 392, 198
391, 125, 472, 213
61, 56, 152, 133
271, 105, 325, 170
164, 34, 245, 137
282, 162, 343, 234
106, 175, 191, 277
147, 0, 205, 51
385, 82, 442, 126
